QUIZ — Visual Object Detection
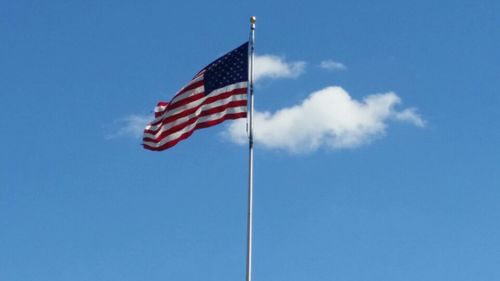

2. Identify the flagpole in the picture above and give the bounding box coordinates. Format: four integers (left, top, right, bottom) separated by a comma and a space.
246, 15, 256, 281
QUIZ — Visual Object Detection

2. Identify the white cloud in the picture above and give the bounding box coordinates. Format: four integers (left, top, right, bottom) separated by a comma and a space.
106, 114, 150, 139
320, 60, 346, 71
393, 107, 426, 127
254, 54, 305, 81
224, 86, 424, 153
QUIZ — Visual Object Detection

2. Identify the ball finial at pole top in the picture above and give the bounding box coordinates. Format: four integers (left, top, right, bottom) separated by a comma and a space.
250, 16, 256, 24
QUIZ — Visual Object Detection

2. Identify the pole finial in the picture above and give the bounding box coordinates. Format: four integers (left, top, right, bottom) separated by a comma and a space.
250, 16, 256, 24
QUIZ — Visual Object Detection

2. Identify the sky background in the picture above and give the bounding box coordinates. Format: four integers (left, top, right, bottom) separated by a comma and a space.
1, 1, 500, 281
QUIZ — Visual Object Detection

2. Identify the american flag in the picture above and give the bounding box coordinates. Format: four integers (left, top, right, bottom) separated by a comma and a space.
143, 42, 249, 151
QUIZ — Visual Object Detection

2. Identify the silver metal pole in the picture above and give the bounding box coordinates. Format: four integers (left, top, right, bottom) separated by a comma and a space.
246, 15, 256, 281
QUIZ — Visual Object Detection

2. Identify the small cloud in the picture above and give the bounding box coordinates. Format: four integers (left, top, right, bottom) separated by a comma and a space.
106, 114, 150, 139
320, 60, 346, 71
393, 107, 426, 127
254, 54, 305, 81
223, 86, 424, 153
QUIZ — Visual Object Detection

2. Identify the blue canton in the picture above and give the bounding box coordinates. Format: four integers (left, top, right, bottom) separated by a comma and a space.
202, 42, 249, 95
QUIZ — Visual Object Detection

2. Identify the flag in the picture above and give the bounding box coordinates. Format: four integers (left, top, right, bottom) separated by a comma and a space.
143, 42, 249, 151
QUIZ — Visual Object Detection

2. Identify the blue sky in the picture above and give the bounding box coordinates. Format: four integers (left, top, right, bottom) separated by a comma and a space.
1, 0, 500, 280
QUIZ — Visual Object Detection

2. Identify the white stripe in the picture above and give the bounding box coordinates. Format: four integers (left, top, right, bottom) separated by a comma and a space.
149, 85, 205, 125
144, 93, 247, 137
146, 91, 244, 132
143, 106, 247, 147
158, 81, 248, 122
170, 75, 205, 102
144, 96, 247, 139
153, 75, 205, 115
170, 85, 205, 106
146, 82, 248, 130
178, 74, 204, 92
155, 105, 168, 113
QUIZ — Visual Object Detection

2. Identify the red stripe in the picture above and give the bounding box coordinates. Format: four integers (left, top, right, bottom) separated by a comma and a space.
143, 112, 247, 151
145, 96, 246, 138
153, 81, 204, 117
144, 101, 247, 143
199, 100, 247, 117
167, 93, 206, 111
151, 87, 247, 127
154, 101, 169, 117
143, 101, 247, 143
147, 87, 247, 130
174, 80, 204, 98
144, 112, 201, 143
195, 112, 247, 129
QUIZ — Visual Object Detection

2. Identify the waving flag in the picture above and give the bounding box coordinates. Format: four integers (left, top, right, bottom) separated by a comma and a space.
143, 42, 249, 151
